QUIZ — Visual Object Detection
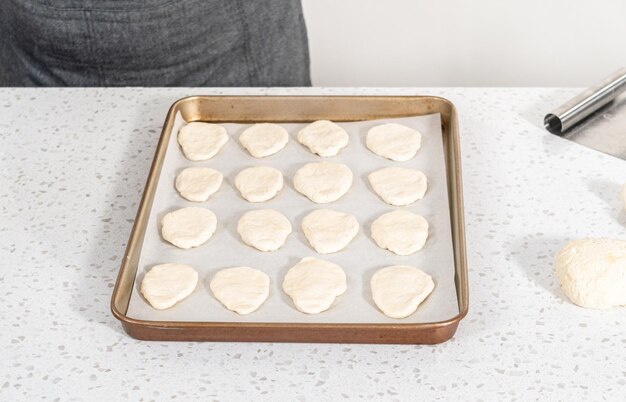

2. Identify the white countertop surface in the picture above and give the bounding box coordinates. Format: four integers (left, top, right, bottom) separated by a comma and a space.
1, 88, 624, 401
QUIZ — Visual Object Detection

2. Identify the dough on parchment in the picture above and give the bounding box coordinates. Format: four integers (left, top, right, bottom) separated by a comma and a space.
161, 207, 217, 249
366, 123, 422, 161
368, 167, 427, 206
555, 238, 626, 309
297, 120, 349, 157
141, 263, 198, 310
371, 265, 435, 319
239, 123, 289, 158
237, 209, 292, 251
301, 209, 359, 254
234, 166, 284, 202
282, 257, 347, 314
175, 167, 223, 202
293, 162, 353, 203
209, 267, 270, 314
371, 210, 429, 255
177, 122, 228, 161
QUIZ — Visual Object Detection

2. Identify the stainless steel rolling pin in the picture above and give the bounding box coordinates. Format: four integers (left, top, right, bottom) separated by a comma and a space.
544, 67, 626, 135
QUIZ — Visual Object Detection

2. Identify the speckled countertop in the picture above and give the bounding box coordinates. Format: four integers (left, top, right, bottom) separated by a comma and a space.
1, 88, 624, 401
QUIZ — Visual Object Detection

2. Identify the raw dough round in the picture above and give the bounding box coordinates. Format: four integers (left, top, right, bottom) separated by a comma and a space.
366, 123, 422, 161
161, 207, 217, 249
371, 210, 429, 255
141, 263, 198, 310
301, 209, 359, 254
239, 123, 289, 158
368, 167, 427, 206
293, 162, 353, 203
209, 267, 271, 314
234, 166, 284, 202
237, 209, 292, 251
175, 167, 223, 202
177, 122, 229, 161
297, 120, 349, 157
371, 265, 435, 319
282, 257, 347, 314
555, 238, 626, 309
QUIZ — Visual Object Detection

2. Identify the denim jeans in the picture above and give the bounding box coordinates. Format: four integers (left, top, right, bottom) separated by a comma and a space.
0, 0, 311, 86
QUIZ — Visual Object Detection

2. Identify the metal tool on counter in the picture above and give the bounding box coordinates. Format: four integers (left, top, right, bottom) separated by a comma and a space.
544, 68, 626, 160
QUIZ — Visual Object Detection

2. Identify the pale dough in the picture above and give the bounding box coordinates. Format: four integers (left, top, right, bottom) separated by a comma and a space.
297, 120, 349, 157
622, 183, 626, 209
555, 238, 626, 309
141, 263, 198, 310
209, 267, 270, 314
371, 210, 429, 255
239, 123, 289, 158
366, 123, 422, 161
282, 257, 347, 314
177, 122, 228, 161
301, 209, 359, 254
368, 167, 427, 206
371, 265, 435, 319
161, 207, 217, 249
293, 162, 353, 203
237, 209, 292, 251
175, 167, 223, 202
234, 166, 284, 202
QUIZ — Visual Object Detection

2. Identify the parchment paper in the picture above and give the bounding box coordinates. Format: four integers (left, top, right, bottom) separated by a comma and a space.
127, 113, 459, 323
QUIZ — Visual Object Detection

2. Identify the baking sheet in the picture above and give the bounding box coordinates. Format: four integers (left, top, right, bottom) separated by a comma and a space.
126, 113, 458, 323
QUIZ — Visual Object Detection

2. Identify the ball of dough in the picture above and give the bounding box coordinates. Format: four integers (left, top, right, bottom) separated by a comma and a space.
371, 210, 429, 255
368, 167, 427, 206
366, 123, 422, 161
282, 257, 347, 314
161, 207, 217, 249
293, 162, 353, 203
297, 120, 349, 157
234, 166, 284, 202
239, 123, 289, 158
175, 167, 223, 202
141, 263, 198, 310
371, 265, 435, 319
301, 209, 359, 254
177, 122, 228, 161
237, 209, 292, 251
209, 267, 270, 314
555, 238, 626, 309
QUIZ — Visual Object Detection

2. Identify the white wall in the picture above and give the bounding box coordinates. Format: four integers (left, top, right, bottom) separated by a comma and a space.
302, 0, 626, 87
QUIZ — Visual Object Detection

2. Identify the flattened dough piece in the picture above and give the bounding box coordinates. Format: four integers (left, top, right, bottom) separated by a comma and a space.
366, 123, 422, 161
210, 267, 270, 314
161, 207, 217, 249
301, 209, 359, 254
555, 238, 626, 309
178, 122, 228, 161
141, 263, 198, 310
239, 123, 289, 158
371, 265, 435, 318
371, 210, 429, 255
175, 167, 223, 202
235, 166, 284, 202
368, 167, 427, 206
297, 120, 349, 157
293, 162, 353, 203
237, 209, 292, 251
282, 257, 347, 314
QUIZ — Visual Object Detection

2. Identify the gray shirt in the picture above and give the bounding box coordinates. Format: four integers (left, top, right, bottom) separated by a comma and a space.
0, 0, 311, 86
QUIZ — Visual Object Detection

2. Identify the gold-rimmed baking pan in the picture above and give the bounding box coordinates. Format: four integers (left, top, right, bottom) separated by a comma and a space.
111, 95, 468, 344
